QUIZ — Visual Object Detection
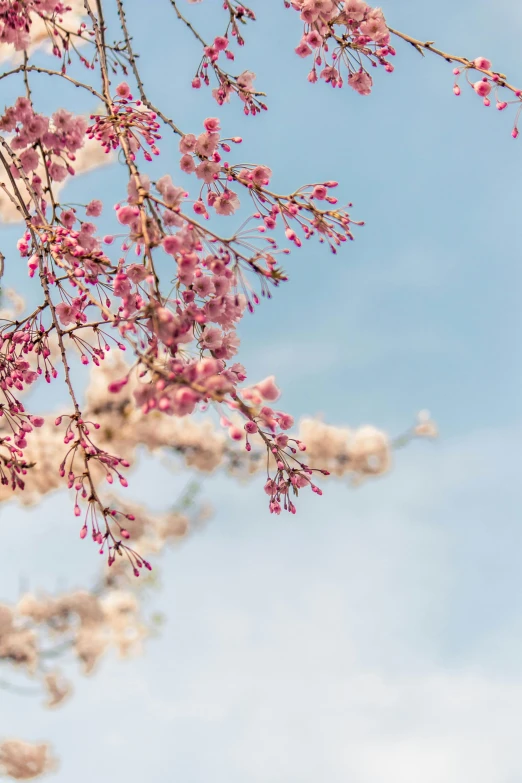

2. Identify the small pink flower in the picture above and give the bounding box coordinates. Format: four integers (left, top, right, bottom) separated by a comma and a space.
360, 11, 389, 44
214, 190, 240, 216
116, 82, 132, 99
163, 235, 182, 255
343, 0, 368, 23
295, 41, 313, 58
179, 134, 197, 154
195, 160, 220, 183
473, 57, 492, 70
86, 199, 103, 217
473, 80, 491, 97
312, 184, 328, 200
255, 375, 281, 402
237, 71, 256, 92
126, 263, 148, 283
277, 413, 294, 430
180, 154, 196, 174
49, 162, 68, 181
204, 117, 221, 133
348, 69, 373, 95
116, 205, 139, 225
19, 148, 39, 172
55, 302, 78, 326
250, 165, 272, 187
193, 200, 207, 215
195, 132, 220, 158
214, 36, 229, 51
306, 30, 323, 47
60, 209, 76, 227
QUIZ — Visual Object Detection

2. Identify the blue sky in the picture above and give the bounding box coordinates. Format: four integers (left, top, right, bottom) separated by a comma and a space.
1, 1, 521, 781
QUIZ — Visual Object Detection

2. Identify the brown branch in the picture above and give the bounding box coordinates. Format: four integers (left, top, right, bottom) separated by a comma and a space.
388, 27, 521, 95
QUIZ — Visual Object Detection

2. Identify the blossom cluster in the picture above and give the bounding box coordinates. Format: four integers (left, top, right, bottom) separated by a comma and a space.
0, 0, 430, 578
288, 0, 393, 95
87, 84, 162, 162
0, 0, 71, 52
452, 56, 522, 138
0, 97, 87, 195
180, 0, 522, 137
172, 0, 263, 112
0, 343, 437, 509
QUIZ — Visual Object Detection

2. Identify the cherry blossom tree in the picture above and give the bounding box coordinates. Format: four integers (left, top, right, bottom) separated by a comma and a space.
1, 0, 513, 777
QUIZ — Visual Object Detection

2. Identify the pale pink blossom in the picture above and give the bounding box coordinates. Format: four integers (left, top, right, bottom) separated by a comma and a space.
195, 132, 220, 158
213, 190, 240, 215
162, 235, 182, 255
55, 302, 78, 326
343, 0, 368, 22
180, 154, 196, 174
348, 70, 373, 95
195, 160, 220, 183
86, 199, 103, 217
250, 165, 272, 187
236, 71, 256, 92
295, 41, 313, 58
255, 376, 281, 402
179, 134, 197, 154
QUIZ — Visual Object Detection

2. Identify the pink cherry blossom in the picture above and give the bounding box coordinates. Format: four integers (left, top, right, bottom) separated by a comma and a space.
473, 79, 492, 97
86, 199, 103, 217
203, 117, 221, 133
348, 70, 373, 95
255, 376, 281, 402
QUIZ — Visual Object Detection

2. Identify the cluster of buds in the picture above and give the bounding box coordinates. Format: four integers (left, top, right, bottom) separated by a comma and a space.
177, 119, 361, 254
87, 83, 162, 162
452, 56, 522, 139
179, 0, 262, 112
